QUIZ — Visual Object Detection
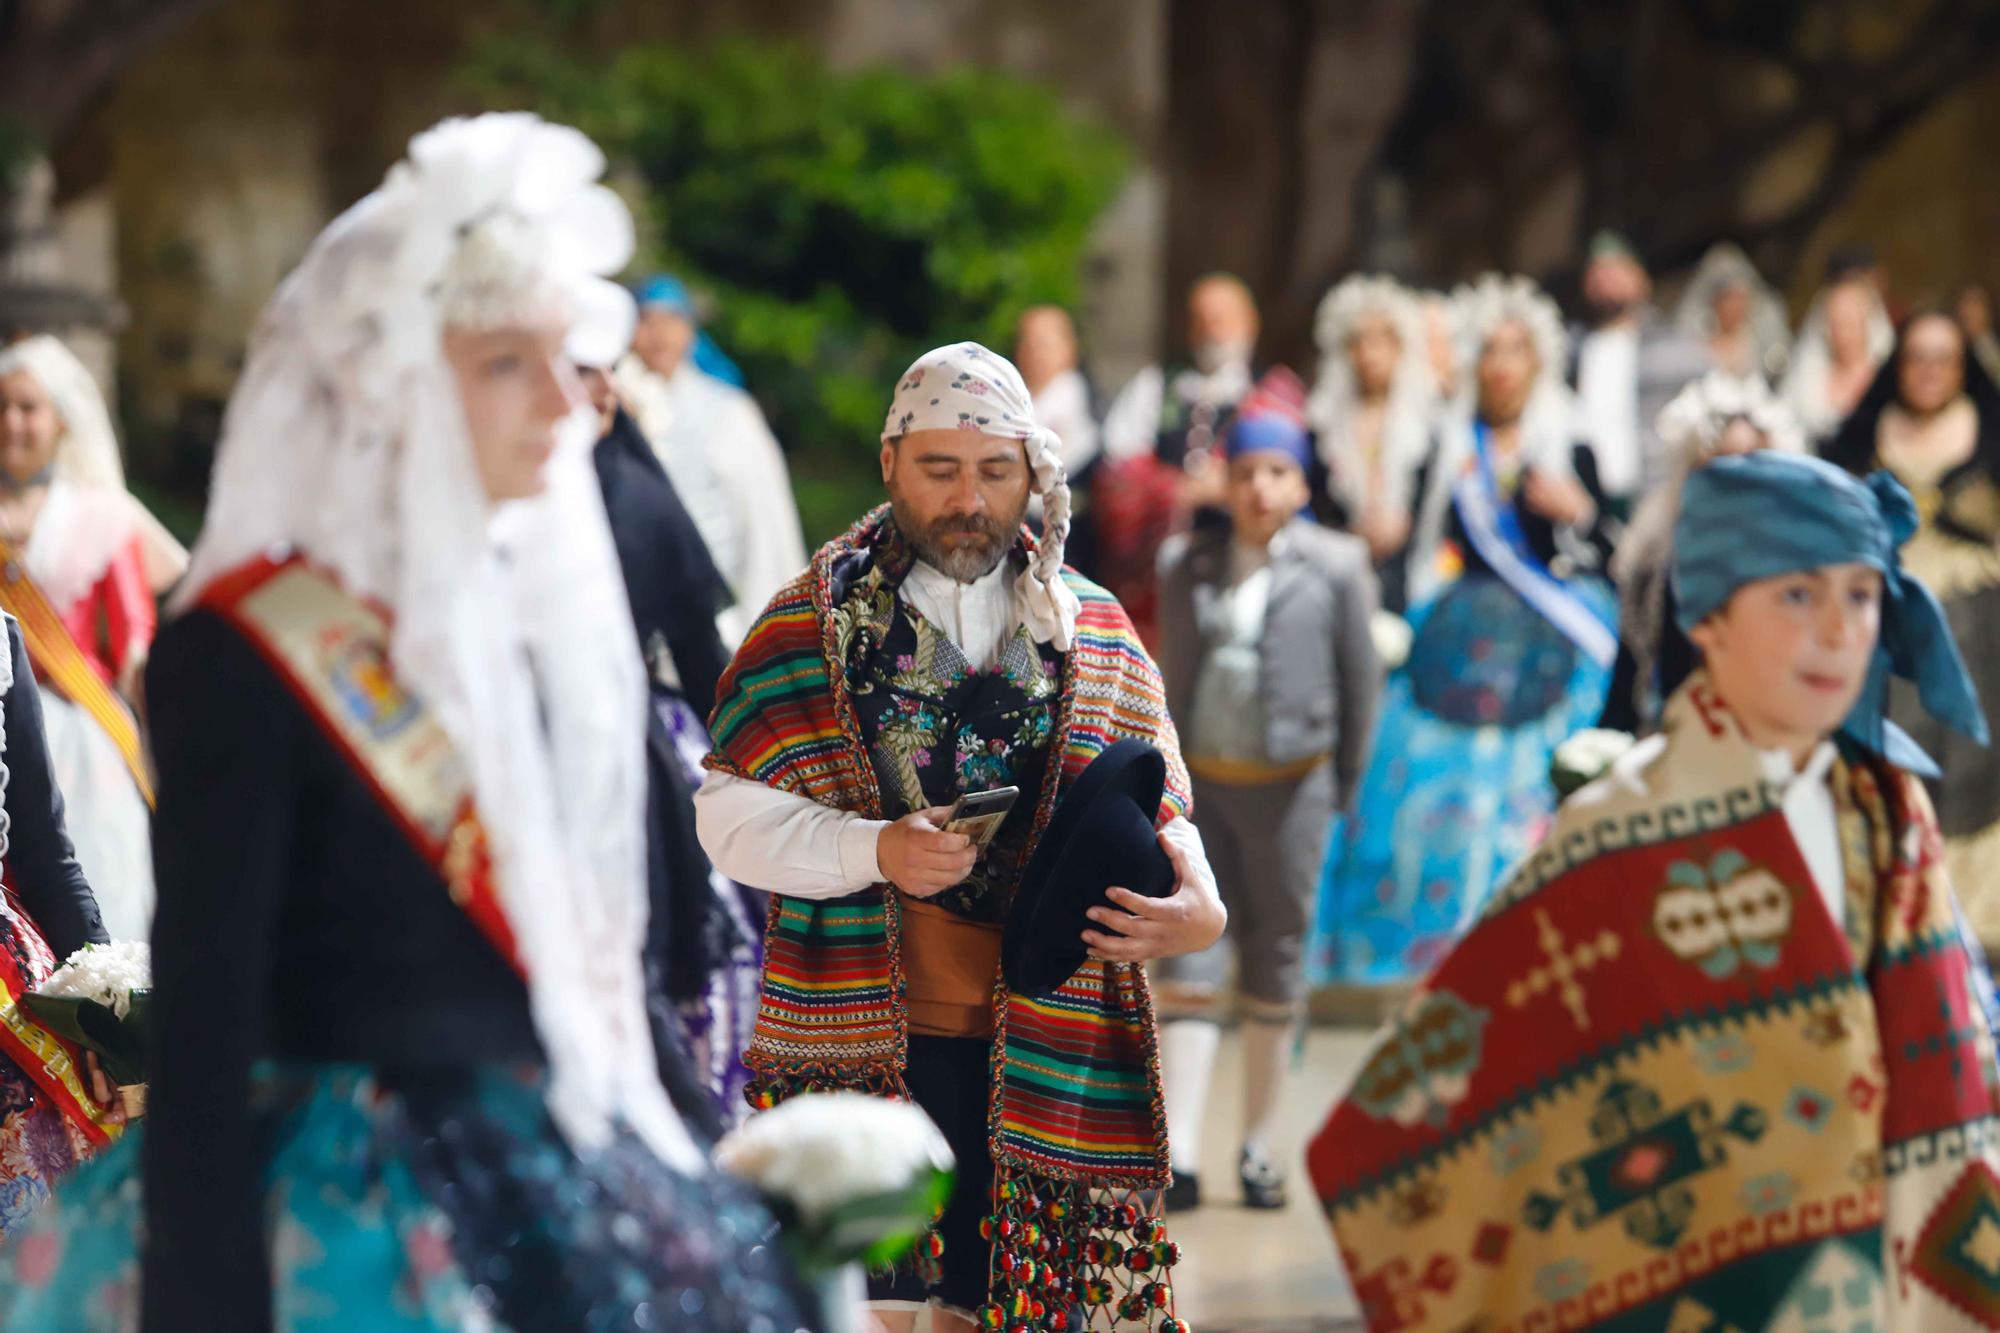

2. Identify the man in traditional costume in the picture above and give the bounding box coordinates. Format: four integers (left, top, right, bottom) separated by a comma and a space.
696, 341, 1225, 1333
1310, 450, 2000, 1330
1094, 274, 1265, 642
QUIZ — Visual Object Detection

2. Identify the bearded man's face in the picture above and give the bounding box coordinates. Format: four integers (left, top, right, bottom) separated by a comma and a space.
881, 429, 1032, 582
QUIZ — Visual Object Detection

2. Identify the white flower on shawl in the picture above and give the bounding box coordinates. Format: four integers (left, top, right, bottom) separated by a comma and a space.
1551, 729, 1638, 799
715, 1092, 954, 1224
1369, 610, 1414, 671
39, 941, 150, 1018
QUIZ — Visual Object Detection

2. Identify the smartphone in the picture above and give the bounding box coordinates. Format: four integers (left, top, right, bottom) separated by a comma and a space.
941, 786, 1021, 849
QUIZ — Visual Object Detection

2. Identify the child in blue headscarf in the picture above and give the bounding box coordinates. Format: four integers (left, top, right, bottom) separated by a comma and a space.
1310, 449, 2000, 1331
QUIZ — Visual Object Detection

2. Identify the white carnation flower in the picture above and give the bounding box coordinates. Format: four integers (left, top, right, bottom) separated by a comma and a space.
40, 941, 151, 1018
1557, 729, 1638, 774
1551, 729, 1638, 799
1370, 610, 1414, 671
715, 1091, 955, 1224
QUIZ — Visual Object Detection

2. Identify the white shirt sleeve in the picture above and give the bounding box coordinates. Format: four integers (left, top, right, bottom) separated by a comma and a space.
694, 769, 889, 899
693, 768, 1220, 904
1160, 814, 1218, 900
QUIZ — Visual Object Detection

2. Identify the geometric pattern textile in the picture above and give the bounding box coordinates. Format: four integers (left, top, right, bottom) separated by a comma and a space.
1310, 675, 2000, 1331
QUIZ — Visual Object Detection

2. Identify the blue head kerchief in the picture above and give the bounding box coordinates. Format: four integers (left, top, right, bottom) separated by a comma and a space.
1223, 410, 1313, 473
634, 274, 694, 316
1673, 451, 1988, 775
631, 274, 746, 386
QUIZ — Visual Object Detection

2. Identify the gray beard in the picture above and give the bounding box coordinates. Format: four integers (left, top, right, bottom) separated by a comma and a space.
917, 538, 1008, 583
890, 496, 1021, 584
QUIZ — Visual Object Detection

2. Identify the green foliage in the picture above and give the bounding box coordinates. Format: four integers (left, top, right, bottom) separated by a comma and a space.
464, 38, 1127, 541
0, 118, 43, 192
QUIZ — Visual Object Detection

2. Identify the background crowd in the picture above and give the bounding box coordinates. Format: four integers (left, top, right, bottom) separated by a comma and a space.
6, 5, 2000, 1328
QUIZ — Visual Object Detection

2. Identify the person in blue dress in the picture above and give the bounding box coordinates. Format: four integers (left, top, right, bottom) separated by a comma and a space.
1311, 274, 1618, 986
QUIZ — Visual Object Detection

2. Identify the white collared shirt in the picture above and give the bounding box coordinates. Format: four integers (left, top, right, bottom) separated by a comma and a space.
1576, 325, 1641, 498
1186, 536, 1280, 763
900, 557, 1017, 672
1757, 741, 1844, 929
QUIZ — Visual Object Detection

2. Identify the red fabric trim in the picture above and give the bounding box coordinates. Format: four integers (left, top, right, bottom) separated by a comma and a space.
196, 555, 521, 974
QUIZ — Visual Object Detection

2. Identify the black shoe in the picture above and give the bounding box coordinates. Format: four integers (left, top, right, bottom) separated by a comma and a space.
1240, 1147, 1287, 1210
1163, 1171, 1202, 1212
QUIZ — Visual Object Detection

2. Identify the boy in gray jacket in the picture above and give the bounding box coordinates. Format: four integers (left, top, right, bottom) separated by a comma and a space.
1152, 395, 1383, 1210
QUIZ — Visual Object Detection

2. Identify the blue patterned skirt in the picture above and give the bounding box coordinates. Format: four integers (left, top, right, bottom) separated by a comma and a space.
1309, 575, 1615, 986
0, 1063, 814, 1332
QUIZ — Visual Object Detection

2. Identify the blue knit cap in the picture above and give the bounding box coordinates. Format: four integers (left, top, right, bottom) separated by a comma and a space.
1222, 410, 1312, 472
1674, 451, 1987, 774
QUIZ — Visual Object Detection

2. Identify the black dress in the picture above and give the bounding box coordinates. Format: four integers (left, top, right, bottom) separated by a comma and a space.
0, 615, 108, 1237
594, 407, 756, 1133
0, 617, 106, 959
47, 607, 818, 1332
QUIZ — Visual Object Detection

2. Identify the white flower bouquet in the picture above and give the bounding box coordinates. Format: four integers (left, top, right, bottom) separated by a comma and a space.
1550, 728, 1637, 800
25, 941, 151, 1089
715, 1091, 955, 1276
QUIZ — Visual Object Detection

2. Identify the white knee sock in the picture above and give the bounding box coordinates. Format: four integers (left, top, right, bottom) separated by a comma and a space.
1240, 1016, 1297, 1163
1159, 1018, 1222, 1176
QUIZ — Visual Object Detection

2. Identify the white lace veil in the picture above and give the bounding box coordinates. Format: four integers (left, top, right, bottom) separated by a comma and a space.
1781, 280, 1895, 440
1405, 274, 1578, 602
174, 113, 697, 1170
1307, 274, 1437, 518
1670, 243, 1792, 381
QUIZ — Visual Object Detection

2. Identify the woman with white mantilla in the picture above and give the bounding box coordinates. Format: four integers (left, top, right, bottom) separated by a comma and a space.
0, 338, 187, 939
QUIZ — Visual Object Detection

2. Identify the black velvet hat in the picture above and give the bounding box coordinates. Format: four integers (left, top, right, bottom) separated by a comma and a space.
1004, 739, 1177, 997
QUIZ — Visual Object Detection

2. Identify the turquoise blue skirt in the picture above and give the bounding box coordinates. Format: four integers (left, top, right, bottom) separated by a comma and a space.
1309, 575, 1615, 986
0, 1063, 812, 1331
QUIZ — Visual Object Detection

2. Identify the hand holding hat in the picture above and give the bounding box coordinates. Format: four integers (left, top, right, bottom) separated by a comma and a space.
1079, 832, 1223, 965
1004, 740, 1224, 996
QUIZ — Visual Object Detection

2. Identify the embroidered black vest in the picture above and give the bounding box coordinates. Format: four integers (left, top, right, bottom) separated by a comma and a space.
851, 598, 1061, 923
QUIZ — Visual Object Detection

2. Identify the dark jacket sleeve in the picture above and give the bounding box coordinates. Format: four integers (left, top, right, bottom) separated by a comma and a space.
594, 410, 733, 720
142, 611, 294, 1333
2, 621, 107, 958
1570, 444, 1618, 566
1598, 639, 1645, 735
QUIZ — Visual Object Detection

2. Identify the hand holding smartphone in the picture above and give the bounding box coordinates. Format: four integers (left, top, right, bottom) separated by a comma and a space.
941, 785, 1020, 848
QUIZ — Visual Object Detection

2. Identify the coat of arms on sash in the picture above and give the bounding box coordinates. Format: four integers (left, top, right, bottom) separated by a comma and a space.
320, 626, 418, 740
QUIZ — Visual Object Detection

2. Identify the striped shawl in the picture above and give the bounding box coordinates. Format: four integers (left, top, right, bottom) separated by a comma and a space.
707, 506, 1196, 1329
